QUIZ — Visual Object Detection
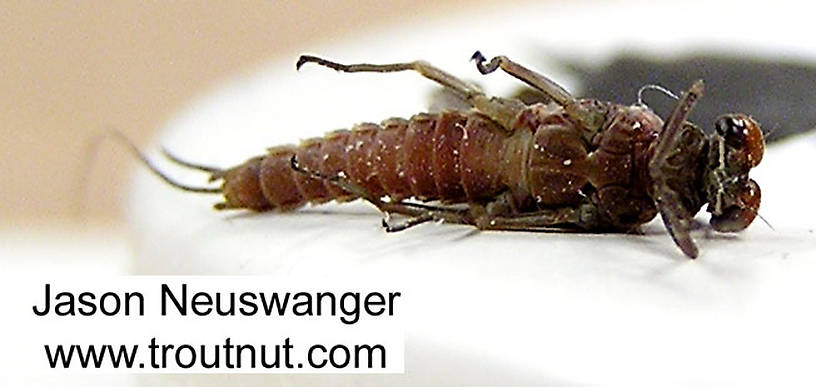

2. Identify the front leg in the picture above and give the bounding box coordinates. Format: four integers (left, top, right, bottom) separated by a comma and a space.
649, 80, 705, 259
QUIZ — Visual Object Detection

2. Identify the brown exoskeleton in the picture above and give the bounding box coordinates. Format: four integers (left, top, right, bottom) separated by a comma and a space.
148, 53, 764, 259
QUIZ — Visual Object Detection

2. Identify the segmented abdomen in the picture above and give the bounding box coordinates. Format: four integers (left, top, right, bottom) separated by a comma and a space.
220, 111, 509, 211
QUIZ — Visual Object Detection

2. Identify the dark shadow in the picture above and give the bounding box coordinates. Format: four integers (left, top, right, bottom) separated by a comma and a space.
515, 50, 816, 143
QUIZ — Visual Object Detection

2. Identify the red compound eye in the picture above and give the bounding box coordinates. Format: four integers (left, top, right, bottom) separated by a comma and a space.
710, 179, 761, 232
714, 114, 764, 168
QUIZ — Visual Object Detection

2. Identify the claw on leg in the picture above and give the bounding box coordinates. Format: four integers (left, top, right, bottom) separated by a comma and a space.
471, 51, 500, 74
296, 54, 483, 101
382, 212, 435, 232
470, 51, 605, 130
295, 54, 525, 128
469, 51, 576, 108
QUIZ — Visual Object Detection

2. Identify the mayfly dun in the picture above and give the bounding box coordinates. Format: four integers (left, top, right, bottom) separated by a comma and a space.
140, 52, 765, 259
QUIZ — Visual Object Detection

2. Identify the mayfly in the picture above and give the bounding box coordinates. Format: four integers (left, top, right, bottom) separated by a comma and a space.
144, 52, 764, 259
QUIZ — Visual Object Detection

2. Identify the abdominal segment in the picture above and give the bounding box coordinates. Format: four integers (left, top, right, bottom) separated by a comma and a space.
220, 111, 512, 211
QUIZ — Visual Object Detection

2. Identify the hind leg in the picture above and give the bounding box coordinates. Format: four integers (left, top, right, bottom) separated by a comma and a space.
297, 55, 524, 128
470, 204, 602, 231
289, 154, 471, 229
471, 51, 605, 130
291, 152, 603, 232
385, 200, 604, 232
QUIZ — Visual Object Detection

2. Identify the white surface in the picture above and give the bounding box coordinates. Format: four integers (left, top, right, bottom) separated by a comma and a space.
129, 0, 816, 384
0, 223, 135, 386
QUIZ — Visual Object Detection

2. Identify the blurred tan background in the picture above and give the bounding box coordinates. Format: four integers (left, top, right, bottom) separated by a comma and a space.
1, 0, 514, 228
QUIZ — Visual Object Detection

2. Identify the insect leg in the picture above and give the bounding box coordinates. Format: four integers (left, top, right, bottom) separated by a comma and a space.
381, 200, 601, 232
380, 203, 472, 232
470, 203, 600, 231
296, 55, 523, 128
290, 154, 470, 228
381, 212, 434, 232
378, 186, 601, 233
381, 190, 603, 234
298, 55, 482, 99
471, 51, 603, 129
290, 154, 378, 203
648, 80, 705, 259
471, 51, 575, 106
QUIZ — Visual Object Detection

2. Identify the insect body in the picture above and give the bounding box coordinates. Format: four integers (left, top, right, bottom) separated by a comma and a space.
155, 53, 764, 259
